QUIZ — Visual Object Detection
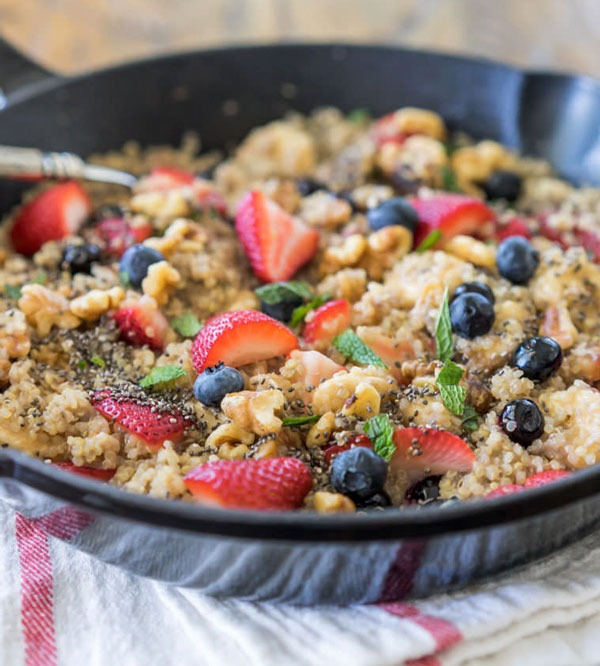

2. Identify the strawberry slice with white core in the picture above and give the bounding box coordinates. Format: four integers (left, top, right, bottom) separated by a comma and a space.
10, 182, 91, 256
303, 299, 352, 346
113, 296, 170, 350
235, 190, 319, 283
411, 194, 496, 248
53, 463, 116, 482
524, 469, 572, 488
289, 349, 346, 389
184, 457, 313, 510
134, 166, 195, 193
390, 427, 475, 482
192, 309, 299, 373
92, 390, 188, 447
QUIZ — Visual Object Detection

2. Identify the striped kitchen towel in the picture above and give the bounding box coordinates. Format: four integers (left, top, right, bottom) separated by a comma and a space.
2, 499, 600, 666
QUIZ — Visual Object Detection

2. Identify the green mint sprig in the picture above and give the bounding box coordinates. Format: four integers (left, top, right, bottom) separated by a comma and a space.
333, 329, 386, 367
140, 365, 188, 389
363, 413, 395, 462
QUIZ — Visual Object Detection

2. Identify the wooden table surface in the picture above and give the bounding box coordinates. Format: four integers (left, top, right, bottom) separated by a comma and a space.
1, 0, 600, 78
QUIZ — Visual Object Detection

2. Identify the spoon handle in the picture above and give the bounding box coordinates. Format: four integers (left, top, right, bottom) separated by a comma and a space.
0, 145, 137, 188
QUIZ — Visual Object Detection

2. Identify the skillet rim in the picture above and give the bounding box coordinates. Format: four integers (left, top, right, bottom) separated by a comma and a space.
2, 42, 600, 542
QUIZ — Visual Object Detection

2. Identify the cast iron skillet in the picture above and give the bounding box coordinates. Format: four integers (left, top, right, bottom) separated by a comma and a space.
2, 39, 600, 604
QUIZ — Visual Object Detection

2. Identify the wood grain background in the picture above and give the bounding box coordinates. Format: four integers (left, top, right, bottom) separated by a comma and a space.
1, 0, 599, 78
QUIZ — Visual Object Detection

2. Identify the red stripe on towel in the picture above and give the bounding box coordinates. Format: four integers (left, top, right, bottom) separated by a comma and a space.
380, 601, 462, 666
15, 514, 58, 666
378, 540, 427, 601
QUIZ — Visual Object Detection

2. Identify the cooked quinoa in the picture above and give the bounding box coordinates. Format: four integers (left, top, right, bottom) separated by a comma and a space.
2, 106, 600, 511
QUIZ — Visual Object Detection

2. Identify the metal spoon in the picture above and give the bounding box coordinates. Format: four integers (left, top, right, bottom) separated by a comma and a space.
0, 145, 138, 188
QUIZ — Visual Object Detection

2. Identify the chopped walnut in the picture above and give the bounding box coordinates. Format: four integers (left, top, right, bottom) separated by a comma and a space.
312, 367, 397, 415
313, 491, 356, 513
205, 422, 256, 449
142, 261, 181, 306
131, 191, 192, 222
321, 234, 368, 274
262, 178, 302, 213
221, 389, 284, 436
443, 235, 496, 268
361, 225, 413, 279
144, 218, 208, 257
218, 443, 250, 460
70, 286, 125, 321
451, 141, 516, 195
389, 107, 447, 140
306, 412, 337, 447
317, 268, 368, 303
340, 382, 381, 419
351, 184, 394, 210
299, 191, 352, 229
378, 135, 448, 185
19, 285, 80, 337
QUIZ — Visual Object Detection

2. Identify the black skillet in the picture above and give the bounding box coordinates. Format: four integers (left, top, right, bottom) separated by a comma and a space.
2, 39, 600, 604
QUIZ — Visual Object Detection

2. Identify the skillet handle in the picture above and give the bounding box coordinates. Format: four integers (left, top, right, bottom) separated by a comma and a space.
0, 37, 55, 104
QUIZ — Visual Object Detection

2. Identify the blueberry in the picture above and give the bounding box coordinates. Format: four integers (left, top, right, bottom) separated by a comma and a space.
296, 178, 328, 197
450, 293, 495, 339
404, 476, 441, 504
356, 490, 392, 509
61, 243, 101, 275
483, 170, 522, 202
496, 236, 539, 284
513, 336, 563, 382
453, 281, 495, 305
330, 448, 387, 502
260, 294, 304, 323
193, 363, 245, 407
119, 244, 164, 289
366, 197, 419, 233
500, 399, 545, 447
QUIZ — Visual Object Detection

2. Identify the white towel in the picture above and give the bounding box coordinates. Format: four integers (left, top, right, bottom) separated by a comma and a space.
2, 499, 600, 666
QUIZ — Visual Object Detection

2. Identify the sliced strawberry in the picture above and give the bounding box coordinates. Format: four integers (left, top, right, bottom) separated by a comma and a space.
53, 462, 116, 482
390, 427, 475, 481
323, 433, 373, 467
371, 112, 410, 148
92, 390, 188, 447
411, 194, 495, 247
183, 457, 312, 510
289, 350, 346, 389
303, 299, 351, 345
113, 296, 170, 350
10, 182, 91, 256
192, 309, 299, 372
191, 180, 228, 216
485, 484, 525, 499
574, 229, 600, 262
495, 216, 532, 242
524, 469, 572, 488
235, 190, 319, 283
96, 217, 153, 258
135, 166, 195, 193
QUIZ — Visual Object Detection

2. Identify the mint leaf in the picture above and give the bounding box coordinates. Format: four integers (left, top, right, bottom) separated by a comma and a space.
437, 358, 463, 385
140, 365, 188, 389
34, 271, 48, 285
461, 404, 480, 432
290, 294, 329, 328
438, 384, 466, 416
90, 355, 106, 369
76, 359, 88, 370
171, 311, 202, 338
435, 288, 453, 363
415, 229, 442, 253
4, 284, 22, 299
255, 281, 312, 305
436, 359, 466, 416
282, 414, 320, 427
363, 414, 394, 462
347, 108, 371, 124
333, 329, 386, 367
441, 165, 462, 193
119, 271, 131, 288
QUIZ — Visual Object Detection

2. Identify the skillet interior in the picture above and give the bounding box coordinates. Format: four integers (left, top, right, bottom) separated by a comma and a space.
2, 46, 600, 601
